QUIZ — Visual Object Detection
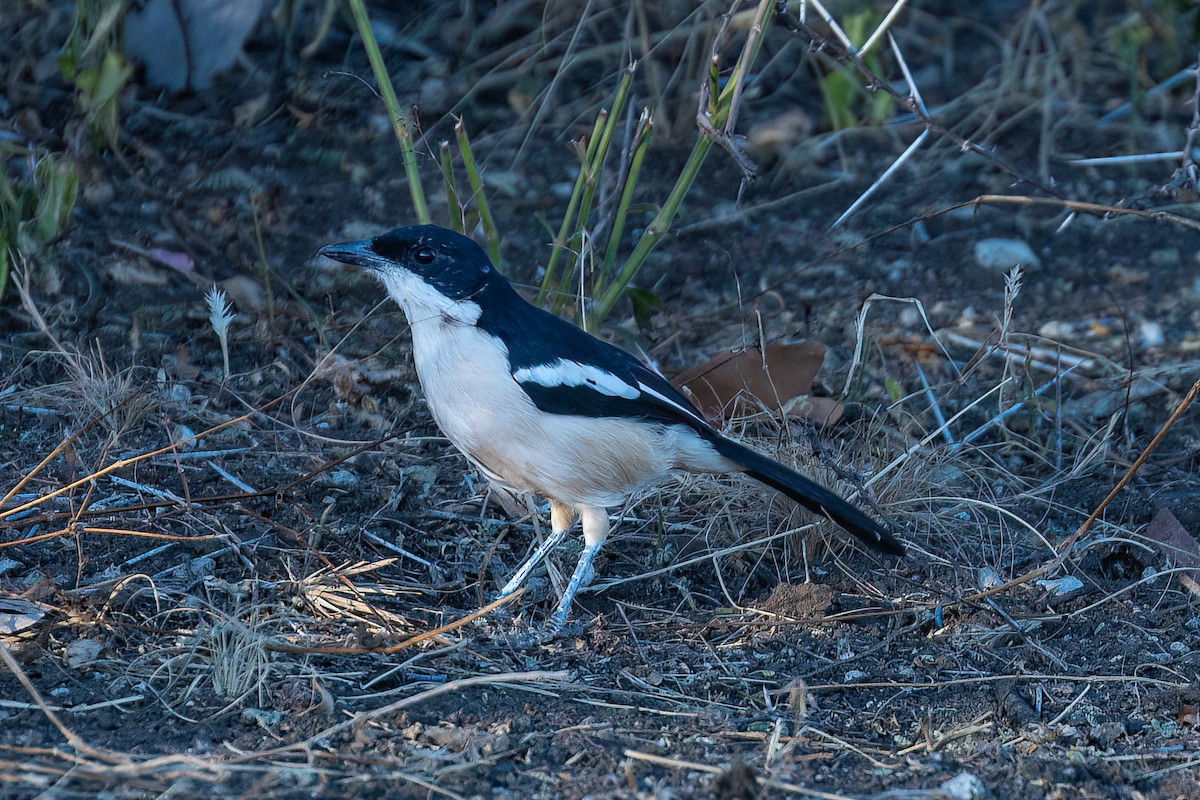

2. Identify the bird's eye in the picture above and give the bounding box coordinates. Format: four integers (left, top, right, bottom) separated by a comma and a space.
414, 247, 436, 265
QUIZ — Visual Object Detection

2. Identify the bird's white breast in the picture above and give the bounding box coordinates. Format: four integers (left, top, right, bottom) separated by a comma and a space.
407, 315, 653, 506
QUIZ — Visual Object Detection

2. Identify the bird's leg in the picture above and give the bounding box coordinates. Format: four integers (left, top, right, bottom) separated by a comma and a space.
497, 500, 575, 598
549, 506, 609, 631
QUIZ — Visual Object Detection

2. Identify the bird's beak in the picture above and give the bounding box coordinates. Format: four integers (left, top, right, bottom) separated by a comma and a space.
317, 238, 377, 270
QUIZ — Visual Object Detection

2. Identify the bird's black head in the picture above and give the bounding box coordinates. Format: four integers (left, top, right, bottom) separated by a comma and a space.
318, 224, 497, 301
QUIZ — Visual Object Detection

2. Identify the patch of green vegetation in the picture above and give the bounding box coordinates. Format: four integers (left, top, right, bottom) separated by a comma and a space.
350, 0, 775, 331
58, 0, 133, 149
0, 151, 79, 300
819, 9, 892, 131
1106, 0, 1198, 116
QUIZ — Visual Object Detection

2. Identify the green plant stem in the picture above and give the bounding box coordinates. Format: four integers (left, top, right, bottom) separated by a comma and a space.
593, 138, 712, 325
346, 0, 429, 224
545, 68, 638, 309
455, 119, 499, 266
537, 111, 608, 305
592, 0, 773, 325
438, 141, 463, 234
600, 109, 653, 278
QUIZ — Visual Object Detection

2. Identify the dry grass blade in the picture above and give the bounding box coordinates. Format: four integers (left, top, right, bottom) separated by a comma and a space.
265, 588, 525, 655
0, 398, 123, 508
952, 377, 1200, 604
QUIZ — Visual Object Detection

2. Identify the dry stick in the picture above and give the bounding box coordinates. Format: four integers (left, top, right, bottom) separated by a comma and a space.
971, 194, 1200, 233
265, 588, 525, 655
233, 668, 568, 762
808, 673, 1186, 693
3, 431, 404, 531
0, 386, 301, 521
0, 391, 143, 508
0, 642, 114, 764
751, 190, 1200, 311
0, 527, 226, 549
838, 194, 1200, 262
1060, 377, 1200, 553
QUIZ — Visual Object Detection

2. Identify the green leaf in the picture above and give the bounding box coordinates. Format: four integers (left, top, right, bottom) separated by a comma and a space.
625, 286, 660, 331
0, 229, 10, 300
33, 158, 78, 244
92, 50, 132, 108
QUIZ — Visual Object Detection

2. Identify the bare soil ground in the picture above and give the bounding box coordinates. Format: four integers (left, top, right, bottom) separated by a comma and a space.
2, 2, 1200, 798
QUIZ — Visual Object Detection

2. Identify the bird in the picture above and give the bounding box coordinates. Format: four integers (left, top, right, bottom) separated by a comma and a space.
318, 224, 903, 629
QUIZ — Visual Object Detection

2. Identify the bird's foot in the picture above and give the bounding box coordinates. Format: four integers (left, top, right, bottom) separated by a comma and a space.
489, 576, 547, 610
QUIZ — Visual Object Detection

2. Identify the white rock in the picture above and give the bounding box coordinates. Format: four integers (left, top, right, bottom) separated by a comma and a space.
1139, 321, 1165, 348
1036, 575, 1084, 596
974, 238, 1041, 270
65, 639, 102, 669
940, 772, 989, 800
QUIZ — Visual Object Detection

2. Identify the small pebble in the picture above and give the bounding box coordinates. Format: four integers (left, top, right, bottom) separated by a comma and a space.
974, 238, 1041, 270
329, 469, 359, 488
1139, 321, 1165, 348
940, 772, 988, 800
1036, 575, 1083, 596
978, 567, 1002, 590
1038, 320, 1072, 339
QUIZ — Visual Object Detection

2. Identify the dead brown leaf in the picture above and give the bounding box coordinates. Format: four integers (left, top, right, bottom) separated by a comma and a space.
672, 342, 843, 424
1143, 507, 1200, 597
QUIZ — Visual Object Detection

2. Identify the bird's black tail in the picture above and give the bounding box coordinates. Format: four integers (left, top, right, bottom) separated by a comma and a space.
705, 433, 904, 556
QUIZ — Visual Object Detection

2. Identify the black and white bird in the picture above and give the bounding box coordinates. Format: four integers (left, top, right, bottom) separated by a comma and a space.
319, 224, 903, 629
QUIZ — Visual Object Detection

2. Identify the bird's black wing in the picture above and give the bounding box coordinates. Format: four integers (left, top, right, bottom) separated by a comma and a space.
475, 283, 904, 556
477, 289, 713, 430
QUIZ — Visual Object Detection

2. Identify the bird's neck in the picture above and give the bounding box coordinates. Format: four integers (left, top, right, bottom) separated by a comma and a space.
383, 270, 483, 327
